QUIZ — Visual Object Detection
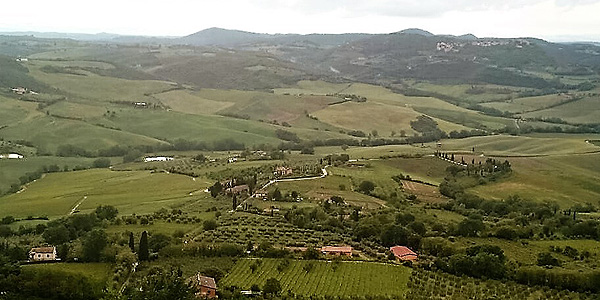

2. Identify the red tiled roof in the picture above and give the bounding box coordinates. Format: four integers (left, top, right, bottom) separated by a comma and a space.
30, 247, 55, 253
188, 274, 217, 290
390, 246, 418, 261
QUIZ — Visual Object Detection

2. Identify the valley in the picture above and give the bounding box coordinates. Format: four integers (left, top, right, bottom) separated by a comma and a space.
0, 28, 600, 299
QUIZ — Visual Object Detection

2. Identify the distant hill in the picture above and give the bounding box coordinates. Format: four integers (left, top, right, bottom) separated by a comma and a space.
0, 31, 121, 41
179, 27, 270, 46
394, 28, 434, 36
178, 27, 372, 48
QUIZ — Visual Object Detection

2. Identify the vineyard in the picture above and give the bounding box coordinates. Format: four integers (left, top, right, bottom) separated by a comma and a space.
221, 258, 410, 297
406, 269, 595, 300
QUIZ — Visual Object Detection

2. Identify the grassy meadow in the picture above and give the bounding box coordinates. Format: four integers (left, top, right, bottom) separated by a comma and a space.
0, 169, 209, 219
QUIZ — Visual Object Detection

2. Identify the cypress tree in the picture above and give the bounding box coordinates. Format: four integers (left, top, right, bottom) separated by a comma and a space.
139, 231, 149, 261
128, 232, 135, 253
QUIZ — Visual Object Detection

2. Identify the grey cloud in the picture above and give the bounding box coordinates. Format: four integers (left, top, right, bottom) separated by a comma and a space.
252, 0, 600, 17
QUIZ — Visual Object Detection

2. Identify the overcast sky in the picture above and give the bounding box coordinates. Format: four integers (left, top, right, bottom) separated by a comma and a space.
2, 0, 600, 42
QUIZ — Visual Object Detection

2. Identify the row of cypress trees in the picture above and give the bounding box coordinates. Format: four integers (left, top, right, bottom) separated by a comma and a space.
128, 230, 149, 261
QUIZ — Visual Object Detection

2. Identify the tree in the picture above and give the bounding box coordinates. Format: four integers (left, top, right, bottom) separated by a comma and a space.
139, 231, 149, 261
82, 229, 107, 262
123, 149, 143, 163
203, 219, 218, 231
456, 216, 485, 237
43, 224, 70, 245
209, 182, 223, 198
380, 225, 410, 247
125, 267, 194, 300
537, 252, 561, 267
0, 216, 15, 225
303, 247, 321, 260
149, 233, 172, 252
358, 181, 376, 195
250, 284, 261, 292
95, 205, 118, 220
371, 130, 378, 137
128, 232, 135, 252
92, 158, 111, 168
263, 278, 282, 296
300, 146, 315, 154
271, 188, 282, 201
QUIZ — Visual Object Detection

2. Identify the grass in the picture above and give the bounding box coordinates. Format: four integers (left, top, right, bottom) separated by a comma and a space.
100, 109, 283, 146
481, 94, 570, 114
435, 135, 599, 156
469, 153, 600, 207
0, 169, 209, 219
154, 89, 234, 115
314, 145, 432, 159
0, 156, 96, 195
46, 101, 108, 120
269, 174, 386, 209
23, 262, 113, 283
409, 82, 522, 103
521, 95, 600, 124
29, 61, 175, 103
312, 101, 422, 137
455, 237, 600, 269
0, 114, 167, 153
0, 95, 39, 126
221, 258, 411, 296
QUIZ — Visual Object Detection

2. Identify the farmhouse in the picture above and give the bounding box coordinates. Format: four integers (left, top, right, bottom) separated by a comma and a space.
143, 156, 174, 162
321, 246, 353, 256
226, 184, 250, 195
29, 246, 58, 262
253, 190, 268, 199
11, 87, 27, 95
274, 166, 293, 177
188, 273, 217, 298
0, 153, 24, 159
389, 246, 418, 261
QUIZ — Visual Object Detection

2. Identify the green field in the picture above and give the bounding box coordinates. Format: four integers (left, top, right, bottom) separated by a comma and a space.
521, 95, 600, 124
469, 153, 600, 207
455, 237, 600, 269
435, 135, 599, 156
221, 259, 411, 296
23, 262, 113, 283
0, 169, 209, 219
481, 94, 570, 114
0, 156, 97, 194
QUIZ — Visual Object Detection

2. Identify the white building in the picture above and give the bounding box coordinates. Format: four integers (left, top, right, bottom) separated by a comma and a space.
29, 246, 58, 262
144, 156, 174, 162
0, 153, 24, 159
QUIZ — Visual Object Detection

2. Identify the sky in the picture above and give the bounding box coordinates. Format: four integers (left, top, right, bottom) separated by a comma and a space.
2, 0, 600, 42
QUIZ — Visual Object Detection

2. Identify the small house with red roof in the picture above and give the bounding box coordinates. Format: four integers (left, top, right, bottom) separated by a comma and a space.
188, 273, 217, 298
390, 246, 418, 261
29, 246, 58, 262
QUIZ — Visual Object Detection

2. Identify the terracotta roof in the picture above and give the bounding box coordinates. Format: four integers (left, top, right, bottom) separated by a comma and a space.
189, 274, 217, 290
321, 246, 352, 253
390, 246, 418, 261
30, 247, 55, 253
